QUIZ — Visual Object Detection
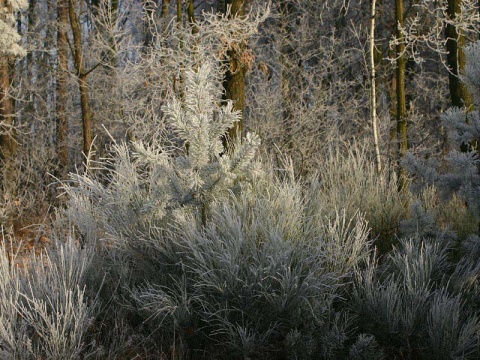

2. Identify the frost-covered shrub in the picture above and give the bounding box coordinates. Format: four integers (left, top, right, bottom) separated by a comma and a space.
351, 237, 480, 359
17, 240, 97, 359
0, 128, 58, 228
425, 289, 479, 360
128, 177, 372, 359
0, 232, 101, 360
348, 334, 384, 360
403, 40, 480, 242
401, 186, 477, 241
0, 240, 30, 360
63, 68, 376, 355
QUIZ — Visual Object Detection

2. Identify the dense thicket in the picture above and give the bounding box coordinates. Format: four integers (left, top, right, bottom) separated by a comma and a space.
0, 0, 479, 359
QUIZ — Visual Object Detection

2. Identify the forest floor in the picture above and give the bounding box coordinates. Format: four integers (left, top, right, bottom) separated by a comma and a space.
2, 226, 51, 268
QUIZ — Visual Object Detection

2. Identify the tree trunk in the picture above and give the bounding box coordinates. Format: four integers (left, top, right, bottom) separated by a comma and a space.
370, 0, 382, 174
24, 0, 36, 122
0, 0, 17, 162
223, 0, 246, 142
187, 0, 198, 34
0, 0, 19, 218
446, 0, 475, 154
395, 0, 408, 190
78, 74, 93, 158
176, 0, 185, 100
279, 1, 297, 151
177, 0, 182, 26
57, 0, 69, 178
446, 0, 472, 110
0, 57, 16, 161
69, 0, 94, 158
161, 0, 170, 18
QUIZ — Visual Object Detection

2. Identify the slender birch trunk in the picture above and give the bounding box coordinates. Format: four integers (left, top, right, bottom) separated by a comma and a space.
370, 0, 382, 174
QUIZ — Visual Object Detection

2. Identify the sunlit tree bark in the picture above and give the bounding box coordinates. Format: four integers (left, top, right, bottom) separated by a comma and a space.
0, 0, 22, 162
161, 0, 170, 17
0, 55, 15, 161
223, 0, 246, 142
187, 0, 198, 34
68, 0, 93, 158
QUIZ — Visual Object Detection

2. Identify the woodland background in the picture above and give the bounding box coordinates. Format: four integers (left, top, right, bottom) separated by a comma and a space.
0, 0, 480, 359
0, 0, 478, 226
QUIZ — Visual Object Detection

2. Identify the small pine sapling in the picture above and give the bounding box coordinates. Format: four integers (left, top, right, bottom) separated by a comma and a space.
63, 61, 261, 248
155, 61, 261, 225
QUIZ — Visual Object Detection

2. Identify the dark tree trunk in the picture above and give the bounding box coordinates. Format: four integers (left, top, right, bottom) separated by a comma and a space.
395, 0, 408, 190
279, 1, 298, 151
223, 0, 246, 142
69, 0, 94, 158
57, 0, 69, 178
176, 0, 182, 27
446, 0, 474, 154
187, 0, 198, 34
446, 0, 472, 109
